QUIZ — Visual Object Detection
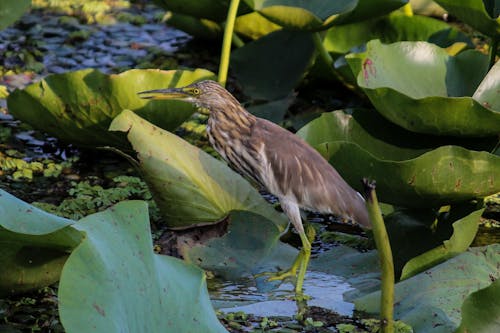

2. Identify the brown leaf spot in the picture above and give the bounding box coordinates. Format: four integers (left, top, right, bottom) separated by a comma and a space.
455, 179, 461, 189
362, 58, 376, 82
408, 175, 416, 186
482, 101, 491, 108
93, 303, 106, 317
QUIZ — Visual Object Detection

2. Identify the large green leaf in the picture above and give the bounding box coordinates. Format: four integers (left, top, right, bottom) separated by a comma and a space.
231, 29, 315, 101
234, 12, 281, 40
346, 40, 500, 136
0, 0, 30, 30
165, 12, 222, 39
324, 12, 470, 55
297, 109, 500, 207
316, 142, 500, 207
332, 0, 408, 25
7, 68, 215, 148
354, 244, 500, 333
399, 208, 483, 279
243, 0, 358, 31
0, 190, 82, 296
473, 59, 500, 111
152, 0, 235, 22
109, 110, 288, 229
434, 0, 500, 38
184, 210, 296, 279
457, 278, 500, 333
316, 12, 469, 85
59, 201, 227, 333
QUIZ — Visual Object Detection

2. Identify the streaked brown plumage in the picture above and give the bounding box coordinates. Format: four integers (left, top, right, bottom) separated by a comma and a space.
139, 80, 371, 294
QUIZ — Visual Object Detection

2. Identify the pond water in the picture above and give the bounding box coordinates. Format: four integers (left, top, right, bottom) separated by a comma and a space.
210, 271, 355, 317
0, 3, 190, 89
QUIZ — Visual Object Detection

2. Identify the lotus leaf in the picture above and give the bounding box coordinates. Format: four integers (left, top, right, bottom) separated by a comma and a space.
318, 142, 499, 207
184, 210, 296, 279
7, 68, 215, 148
332, 0, 407, 26
59, 201, 227, 333
399, 207, 483, 279
457, 278, 500, 333
411, 0, 447, 17
0, 0, 30, 30
243, 0, 358, 31
354, 244, 500, 333
309, 245, 380, 300
473, 58, 500, 111
109, 110, 288, 229
315, 12, 470, 85
233, 12, 281, 40
324, 12, 470, 55
434, 0, 500, 38
152, 0, 235, 22
0, 190, 82, 295
346, 40, 500, 136
165, 12, 222, 39
231, 29, 315, 101
297, 109, 500, 206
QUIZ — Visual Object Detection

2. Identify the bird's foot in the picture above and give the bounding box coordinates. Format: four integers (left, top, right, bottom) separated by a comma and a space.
256, 250, 303, 283
266, 265, 298, 282
254, 267, 297, 283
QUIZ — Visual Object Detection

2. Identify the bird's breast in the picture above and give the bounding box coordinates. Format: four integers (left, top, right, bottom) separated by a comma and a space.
206, 116, 263, 185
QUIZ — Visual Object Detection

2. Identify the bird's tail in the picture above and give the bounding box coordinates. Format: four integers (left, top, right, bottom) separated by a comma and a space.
352, 192, 371, 228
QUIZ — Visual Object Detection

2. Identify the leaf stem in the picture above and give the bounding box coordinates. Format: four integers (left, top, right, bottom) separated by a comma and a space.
362, 179, 394, 333
218, 0, 241, 87
488, 36, 498, 70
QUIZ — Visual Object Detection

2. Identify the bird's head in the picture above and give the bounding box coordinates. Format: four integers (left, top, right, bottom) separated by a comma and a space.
138, 80, 234, 113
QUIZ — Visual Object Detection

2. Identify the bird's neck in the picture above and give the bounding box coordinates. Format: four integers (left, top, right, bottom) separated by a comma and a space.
207, 102, 255, 134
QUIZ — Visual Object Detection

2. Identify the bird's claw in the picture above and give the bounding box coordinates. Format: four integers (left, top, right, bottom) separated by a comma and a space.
254, 269, 297, 282
266, 269, 297, 282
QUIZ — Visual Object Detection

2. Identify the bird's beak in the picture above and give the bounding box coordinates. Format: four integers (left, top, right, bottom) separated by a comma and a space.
137, 88, 189, 100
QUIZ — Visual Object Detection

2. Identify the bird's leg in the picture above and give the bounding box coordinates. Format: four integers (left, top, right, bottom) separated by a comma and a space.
266, 199, 314, 296
295, 225, 314, 295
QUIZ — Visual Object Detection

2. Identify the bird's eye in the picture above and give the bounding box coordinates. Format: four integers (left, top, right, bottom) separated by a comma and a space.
192, 88, 201, 95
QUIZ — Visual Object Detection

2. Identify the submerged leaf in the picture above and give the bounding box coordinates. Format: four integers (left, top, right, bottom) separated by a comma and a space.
109, 110, 287, 229
59, 201, 227, 333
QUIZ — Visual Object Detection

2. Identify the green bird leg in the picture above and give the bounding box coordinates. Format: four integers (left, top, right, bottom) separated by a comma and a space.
266, 200, 316, 295
295, 231, 312, 294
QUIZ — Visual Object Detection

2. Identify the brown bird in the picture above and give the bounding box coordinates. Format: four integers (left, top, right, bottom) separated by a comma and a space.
139, 80, 370, 294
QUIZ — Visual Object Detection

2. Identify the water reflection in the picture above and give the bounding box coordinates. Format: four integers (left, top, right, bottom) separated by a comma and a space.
210, 271, 355, 317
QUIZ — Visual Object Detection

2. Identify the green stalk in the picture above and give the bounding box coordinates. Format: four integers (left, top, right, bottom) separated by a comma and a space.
488, 36, 498, 70
218, 0, 241, 87
363, 179, 394, 333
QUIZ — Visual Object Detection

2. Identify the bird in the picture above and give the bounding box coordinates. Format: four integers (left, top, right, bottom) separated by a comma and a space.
138, 80, 371, 295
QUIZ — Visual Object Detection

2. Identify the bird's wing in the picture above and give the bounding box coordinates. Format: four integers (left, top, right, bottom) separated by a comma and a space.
252, 118, 370, 227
